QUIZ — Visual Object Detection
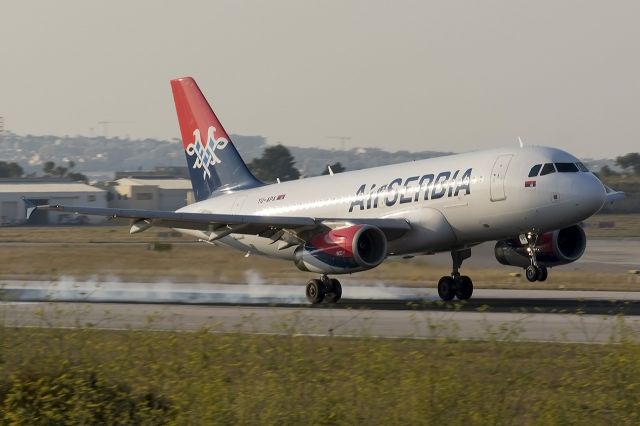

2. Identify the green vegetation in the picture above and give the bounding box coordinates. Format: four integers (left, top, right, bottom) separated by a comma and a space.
0, 325, 639, 424
0, 161, 23, 178
248, 144, 301, 182
321, 161, 346, 175
42, 160, 87, 183
615, 152, 640, 175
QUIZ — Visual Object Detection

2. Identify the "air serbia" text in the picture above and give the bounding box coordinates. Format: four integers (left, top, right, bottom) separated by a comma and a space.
349, 168, 472, 212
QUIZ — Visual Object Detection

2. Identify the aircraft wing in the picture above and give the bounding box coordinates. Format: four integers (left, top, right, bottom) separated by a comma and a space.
25, 202, 411, 243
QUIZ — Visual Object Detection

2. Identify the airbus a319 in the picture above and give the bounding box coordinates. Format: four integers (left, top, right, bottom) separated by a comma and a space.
28, 77, 624, 304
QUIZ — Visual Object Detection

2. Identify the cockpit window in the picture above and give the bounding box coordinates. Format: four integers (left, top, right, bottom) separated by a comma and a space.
540, 163, 556, 176
528, 164, 542, 177
576, 162, 589, 172
555, 162, 579, 173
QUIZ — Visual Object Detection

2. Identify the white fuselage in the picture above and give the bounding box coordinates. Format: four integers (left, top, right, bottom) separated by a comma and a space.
177, 146, 606, 264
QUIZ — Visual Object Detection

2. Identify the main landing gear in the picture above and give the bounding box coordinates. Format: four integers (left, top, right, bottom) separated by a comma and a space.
437, 249, 474, 301
522, 232, 548, 282
306, 275, 342, 304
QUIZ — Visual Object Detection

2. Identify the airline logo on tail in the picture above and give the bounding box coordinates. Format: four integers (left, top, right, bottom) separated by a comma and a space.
186, 126, 229, 179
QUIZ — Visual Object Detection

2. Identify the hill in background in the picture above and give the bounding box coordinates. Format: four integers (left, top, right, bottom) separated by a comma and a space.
0, 132, 451, 177
0, 131, 626, 179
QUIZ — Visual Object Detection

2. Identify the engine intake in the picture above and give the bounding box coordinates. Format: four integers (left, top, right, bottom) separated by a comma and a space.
294, 224, 387, 274
495, 225, 586, 268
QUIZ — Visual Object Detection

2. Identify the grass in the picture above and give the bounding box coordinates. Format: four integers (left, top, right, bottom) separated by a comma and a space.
583, 214, 640, 237
0, 324, 639, 424
1, 220, 638, 423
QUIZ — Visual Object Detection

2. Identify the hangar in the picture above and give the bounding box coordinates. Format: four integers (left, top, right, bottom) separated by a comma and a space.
106, 178, 193, 211
0, 180, 107, 225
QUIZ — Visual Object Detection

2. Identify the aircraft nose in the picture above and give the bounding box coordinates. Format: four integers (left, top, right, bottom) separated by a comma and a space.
571, 174, 606, 217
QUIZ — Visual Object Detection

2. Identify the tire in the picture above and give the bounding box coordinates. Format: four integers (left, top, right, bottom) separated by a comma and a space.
537, 265, 548, 282
325, 279, 342, 303
525, 265, 539, 282
306, 279, 325, 304
437, 276, 456, 301
455, 276, 473, 300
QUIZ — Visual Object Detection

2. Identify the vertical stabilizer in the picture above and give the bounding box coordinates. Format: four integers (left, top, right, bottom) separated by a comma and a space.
171, 77, 262, 201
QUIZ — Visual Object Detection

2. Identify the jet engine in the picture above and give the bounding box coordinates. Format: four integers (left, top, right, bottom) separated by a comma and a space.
494, 225, 586, 268
294, 224, 388, 274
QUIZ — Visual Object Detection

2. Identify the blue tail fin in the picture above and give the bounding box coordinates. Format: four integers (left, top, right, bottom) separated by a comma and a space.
171, 77, 262, 201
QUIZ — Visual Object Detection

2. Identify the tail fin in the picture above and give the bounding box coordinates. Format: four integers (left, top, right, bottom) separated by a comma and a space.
170, 77, 262, 201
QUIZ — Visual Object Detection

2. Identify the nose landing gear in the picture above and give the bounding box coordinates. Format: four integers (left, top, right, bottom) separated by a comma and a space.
522, 232, 548, 282
437, 249, 474, 301
306, 275, 342, 304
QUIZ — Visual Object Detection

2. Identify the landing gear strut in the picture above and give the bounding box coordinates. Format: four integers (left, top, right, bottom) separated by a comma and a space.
437, 249, 474, 301
522, 231, 548, 282
306, 275, 342, 304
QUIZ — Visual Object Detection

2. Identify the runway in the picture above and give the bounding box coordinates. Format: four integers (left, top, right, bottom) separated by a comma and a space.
420, 237, 640, 272
2, 301, 638, 343
1, 281, 640, 343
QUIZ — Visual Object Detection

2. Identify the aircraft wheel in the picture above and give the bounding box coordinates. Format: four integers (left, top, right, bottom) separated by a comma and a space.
455, 276, 473, 300
306, 279, 325, 304
525, 265, 539, 282
325, 279, 342, 304
437, 276, 456, 301
537, 265, 548, 282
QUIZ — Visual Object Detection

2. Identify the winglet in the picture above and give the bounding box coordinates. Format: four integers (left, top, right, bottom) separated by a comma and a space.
604, 185, 626, 204
23, 198, 37, 220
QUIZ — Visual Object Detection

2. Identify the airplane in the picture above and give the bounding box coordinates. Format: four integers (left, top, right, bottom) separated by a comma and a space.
27, 77, 625, 304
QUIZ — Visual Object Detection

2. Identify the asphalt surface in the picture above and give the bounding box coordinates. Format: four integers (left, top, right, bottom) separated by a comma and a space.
2, 282, 640, 343
3, 281, 640, 315
2, 301, 638, 343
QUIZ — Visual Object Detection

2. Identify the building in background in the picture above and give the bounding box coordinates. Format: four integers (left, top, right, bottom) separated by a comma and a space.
0, 179, 107, 225
106, 178, 193, 211
114, 167, 189, 180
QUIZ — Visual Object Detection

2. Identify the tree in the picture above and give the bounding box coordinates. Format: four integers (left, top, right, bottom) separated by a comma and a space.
615, 153, 640, 175
67, 172, 88, 183
599, 165, 617, 177
41, 161, 87, 182
53, 165, 68, 177
248, 144, 300, 182
0, 161, 24, 178
42, 161, 56, 176
321, 162, 346, 175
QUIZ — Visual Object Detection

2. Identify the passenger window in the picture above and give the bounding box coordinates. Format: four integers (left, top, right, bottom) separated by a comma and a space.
555, 163, 579, 173
528, 164, 542, 177
540, 163, 556, 176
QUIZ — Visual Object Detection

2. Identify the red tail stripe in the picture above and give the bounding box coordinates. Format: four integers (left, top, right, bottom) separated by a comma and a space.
170, 77, 232, 150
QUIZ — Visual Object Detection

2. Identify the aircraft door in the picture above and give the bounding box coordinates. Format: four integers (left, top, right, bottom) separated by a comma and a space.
490, 155, 513, 202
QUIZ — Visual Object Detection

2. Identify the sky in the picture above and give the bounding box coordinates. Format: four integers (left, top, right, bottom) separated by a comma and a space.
1, 1, 639, 159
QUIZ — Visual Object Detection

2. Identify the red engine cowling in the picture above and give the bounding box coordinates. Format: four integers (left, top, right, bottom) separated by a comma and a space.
495, 225, 586, 268
294, 224, 388, 274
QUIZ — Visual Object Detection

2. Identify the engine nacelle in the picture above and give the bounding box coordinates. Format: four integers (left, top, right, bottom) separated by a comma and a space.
294, 224, 388, 274
495, 225, 586, 268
